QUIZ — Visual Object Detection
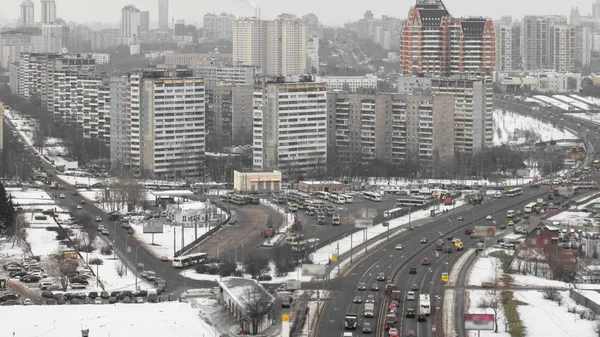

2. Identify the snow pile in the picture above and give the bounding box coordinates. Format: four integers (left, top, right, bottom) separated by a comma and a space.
493, 109, 577, 146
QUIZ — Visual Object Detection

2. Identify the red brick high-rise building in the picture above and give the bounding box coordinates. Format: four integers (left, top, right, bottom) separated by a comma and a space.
400, 0, 495, 77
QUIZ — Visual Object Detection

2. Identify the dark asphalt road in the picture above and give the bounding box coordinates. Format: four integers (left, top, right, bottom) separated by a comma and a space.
316, 185, 552, 337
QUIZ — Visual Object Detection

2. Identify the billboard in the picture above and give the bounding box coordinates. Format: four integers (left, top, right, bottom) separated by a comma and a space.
143, 219, 164, 233
464, 313, 495, 330
355, 218, 374, 228
474, 226, 495, 238
301, 264, 327, 277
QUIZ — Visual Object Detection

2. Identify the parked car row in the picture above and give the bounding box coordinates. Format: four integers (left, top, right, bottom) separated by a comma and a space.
4, 259, 47, 283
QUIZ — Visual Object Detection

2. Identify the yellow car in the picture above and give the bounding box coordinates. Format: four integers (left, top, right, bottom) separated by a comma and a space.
508, 221, 515, 226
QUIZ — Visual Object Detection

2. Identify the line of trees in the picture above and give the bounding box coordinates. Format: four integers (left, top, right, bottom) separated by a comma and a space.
0, 182, 27, 247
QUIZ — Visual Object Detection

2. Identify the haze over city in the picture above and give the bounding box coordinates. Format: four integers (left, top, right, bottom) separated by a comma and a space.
0, 0, 594, 26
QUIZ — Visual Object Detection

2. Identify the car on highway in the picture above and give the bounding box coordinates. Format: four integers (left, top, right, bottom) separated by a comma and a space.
421, 258, 430, 265
465, 228, 474, 235
362, 322, 372, 334
395, 244, 402, 250
406, 291, 415, 301
160, 256, 169, 262
406, 330, 416, 337
388, 328, 399, 337
445, 246, 453, 253
101, 229, 109, 236
410, 284, 418, 291
357, 282, 366, 291
59, 194, 65, 199
499, 224, 507, 230
409, 267, 417, 274
486, 215, 493, 220
80, 200, 86, 204
446, 235, 453, 241
353, 296, 362, 303
95, 216, 102, 222
457, 216, 464, 221
376, 273, 385, 281
371, 283, 379, 291
76, 205, 82, 209
365, 294, 375, 303
405, 308, 415, 318
507, 220, 514, 226
72, 191, 78, 196
420, 238, 427, 243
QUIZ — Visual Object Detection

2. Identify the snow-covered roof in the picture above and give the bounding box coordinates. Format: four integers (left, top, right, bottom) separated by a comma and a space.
219, 277, 274, 310
149, 190, 194, 197
574, 289, 600, 307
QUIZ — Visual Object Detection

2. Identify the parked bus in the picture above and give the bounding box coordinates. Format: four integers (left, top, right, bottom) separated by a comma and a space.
342, 194, 354, 203
362, 191, 382, 202
395, 195, 430, 207
230, 195, 247, 206
173, 253, 208, 268
418, 294, 431, 321
524, 202, 537, 213
506, 187, 523, 197
315, 191, 330, 200
431, 189, 448, 199
329, 193, 346, 204
383, 208, 404, 220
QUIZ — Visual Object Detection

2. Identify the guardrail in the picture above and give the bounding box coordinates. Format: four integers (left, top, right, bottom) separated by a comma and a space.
174, 201, 231, 257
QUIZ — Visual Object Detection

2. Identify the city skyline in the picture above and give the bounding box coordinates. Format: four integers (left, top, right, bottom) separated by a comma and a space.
0, 0, 595, 27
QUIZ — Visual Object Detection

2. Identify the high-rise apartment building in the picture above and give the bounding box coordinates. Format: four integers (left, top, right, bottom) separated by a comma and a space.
495, 22, 522, 71
158, 0, 169, 31
549, 25, 576, 72
0, 31, 34, 69
140, 11, 150, 32
91, 29, 120, 51
203, 13, 236, 41
40, 0, 56, 24
39, 23, 65, 53
204, 82, 254, 150
109, 76, 130, 169
20, 0, 35, 27
522, 15, 568, 70
121, 5, 141, 46
575, 26, 592, 69
196, 64, 258, 87
594, 0, 600, 19
233, 15, 307, 76
400, 1, 495, 77
253, 75, 327, 178
306, 34, 319, 74
327, 92, 455, 165
430, 77, 493, 153
126, 69, 205, 178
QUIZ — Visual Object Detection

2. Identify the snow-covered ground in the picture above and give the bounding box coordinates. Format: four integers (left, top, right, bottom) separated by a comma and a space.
466, 290, 510, 337
533, 95, 571, 110
467, 254, 503, 286
548, 211, 593, 228
180, 261, 313, 283
0, 302, 214, 337
311, 199, 465, 266
130, 221, 210, 259
571, 95, 600, 108
513, 290, 596, 337
493, 109, 577, 146
554, 95, 590, 110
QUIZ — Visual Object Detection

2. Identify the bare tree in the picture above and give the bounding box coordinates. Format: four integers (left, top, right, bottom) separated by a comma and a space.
478, 289, 501, 333
239, 286, 274, 335
244, 255, 271, 279
10, 213, 28, 248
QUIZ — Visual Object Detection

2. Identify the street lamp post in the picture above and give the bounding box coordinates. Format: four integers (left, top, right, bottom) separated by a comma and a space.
134, 244, 144, 291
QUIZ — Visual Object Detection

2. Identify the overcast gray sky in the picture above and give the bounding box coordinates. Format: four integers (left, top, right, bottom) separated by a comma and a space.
1, 0, 593, 26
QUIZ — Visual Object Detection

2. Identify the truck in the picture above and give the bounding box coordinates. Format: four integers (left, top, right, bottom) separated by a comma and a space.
363, 303, 374, 317
280, 292, 293, 308
277, 280, 301, 292
418, 294, 431, 321
435, 239, 444, 251
64, 161, 78, 170
344, 313, 358, 330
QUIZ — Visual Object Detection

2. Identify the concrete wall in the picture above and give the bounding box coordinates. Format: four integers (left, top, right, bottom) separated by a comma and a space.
570, 289, 600, 315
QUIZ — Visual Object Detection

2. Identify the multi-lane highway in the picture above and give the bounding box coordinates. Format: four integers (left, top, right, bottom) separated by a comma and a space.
317, 185, 553, 337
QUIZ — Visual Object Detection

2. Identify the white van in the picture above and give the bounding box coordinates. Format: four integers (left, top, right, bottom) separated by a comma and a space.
506, 210, 515, 218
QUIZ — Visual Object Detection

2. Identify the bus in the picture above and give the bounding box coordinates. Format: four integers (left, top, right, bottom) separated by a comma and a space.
431, 189, 448, 199
524, 202, 537, 213
315, 191, 330, 200
418, 294, 431, 321
383, 208, 404, 219
506, 187, 523, 197
230, 195, 247, 206
363, 191, 382, 202
173, 252, 208, 268
342, 194, 354, 203
329, 193, 346, 204
395, 195, 430, 207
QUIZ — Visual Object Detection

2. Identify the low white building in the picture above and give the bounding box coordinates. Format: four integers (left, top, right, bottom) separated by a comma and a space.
495, 71, 582, 94
316, 74, 377, 92
218, 277, 275, 334
91, 53, 110, 64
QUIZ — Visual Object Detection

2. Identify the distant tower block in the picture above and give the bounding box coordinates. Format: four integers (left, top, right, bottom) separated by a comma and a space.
0, 104, 4, 152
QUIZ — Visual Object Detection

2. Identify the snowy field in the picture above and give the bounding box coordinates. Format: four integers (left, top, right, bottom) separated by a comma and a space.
466, 290, 510, 337
0, 302, 214, 337
554, 95, 589, 110
548, 211, 593, 228
533, 95, 571, 110
130, 221, 210, 258
467, 254, 503, 286
493, 109, 577, 146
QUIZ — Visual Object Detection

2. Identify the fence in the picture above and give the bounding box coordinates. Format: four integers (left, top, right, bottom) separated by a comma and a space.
570, 289, 600, 315
174, 201, 231, 257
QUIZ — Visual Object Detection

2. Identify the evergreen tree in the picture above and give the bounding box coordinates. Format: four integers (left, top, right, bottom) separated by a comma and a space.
0, 182, 16, 231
